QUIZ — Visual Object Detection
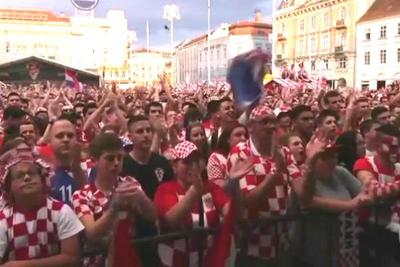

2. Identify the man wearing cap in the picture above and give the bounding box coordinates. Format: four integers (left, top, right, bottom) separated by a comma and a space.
154, 141, 231, 267
354, 124, 400, 265
227, 104, 303, 266
0, 151, 83, 265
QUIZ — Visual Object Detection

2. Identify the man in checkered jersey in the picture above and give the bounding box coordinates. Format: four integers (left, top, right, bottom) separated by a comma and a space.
154, 141, 231, 267
354, 124, 400, 265
227, 104, 306, 266
0, 151, 84, 266
72, 132, 156, 267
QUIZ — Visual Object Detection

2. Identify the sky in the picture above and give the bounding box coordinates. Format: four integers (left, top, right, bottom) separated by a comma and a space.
0, 0, 273, 49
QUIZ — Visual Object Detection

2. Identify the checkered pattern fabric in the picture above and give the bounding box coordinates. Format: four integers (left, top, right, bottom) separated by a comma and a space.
0, 197, 72, 260
171, 141, 198, 160
338, 211, 360, 267
72, 176, 140, 267
207, 152, 228, 186
226, 140, 295, 259
249, 105, 273, 121
155, 181, 229, 267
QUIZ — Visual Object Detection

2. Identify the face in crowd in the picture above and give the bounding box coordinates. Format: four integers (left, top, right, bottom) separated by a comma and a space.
228, 126, 247, 148
188, 124, 207, 150
287, 135, 305, 163
148, 104, 164, 121
19, 122, 37, 147
217, 100, 236, 124
50, 120, 77, 161
128, 119, 153, 151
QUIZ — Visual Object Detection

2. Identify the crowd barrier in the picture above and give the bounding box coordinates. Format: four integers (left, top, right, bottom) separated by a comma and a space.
82, 203, 396, 267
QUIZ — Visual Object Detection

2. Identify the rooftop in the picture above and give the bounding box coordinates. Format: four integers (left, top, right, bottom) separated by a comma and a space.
0, 7, 70, 23
358, 0, 400, 23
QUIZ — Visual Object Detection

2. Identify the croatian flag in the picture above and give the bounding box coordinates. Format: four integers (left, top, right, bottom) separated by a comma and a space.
65, 70, 82, 91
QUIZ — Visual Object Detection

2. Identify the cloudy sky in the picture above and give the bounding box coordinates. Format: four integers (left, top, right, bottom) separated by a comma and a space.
0, 0, 273, 49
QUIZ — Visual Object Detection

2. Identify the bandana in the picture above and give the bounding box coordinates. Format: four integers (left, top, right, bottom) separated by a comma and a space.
171, 141, 198, 160
249, 105, 274, 121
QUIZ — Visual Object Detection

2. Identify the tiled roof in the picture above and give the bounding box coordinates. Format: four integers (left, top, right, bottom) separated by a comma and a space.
0, 8, 70, 23
358, 0, 400, 23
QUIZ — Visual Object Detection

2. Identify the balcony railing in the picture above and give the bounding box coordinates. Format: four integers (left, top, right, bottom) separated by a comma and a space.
335, 45, 344, 54
277, 33, 286, 41
335, 19, 346, 29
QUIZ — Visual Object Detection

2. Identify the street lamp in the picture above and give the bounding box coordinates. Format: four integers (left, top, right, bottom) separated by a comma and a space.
163, 4, 180, 84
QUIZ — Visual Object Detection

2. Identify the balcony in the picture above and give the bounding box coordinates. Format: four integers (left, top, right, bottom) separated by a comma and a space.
335, 46, 344, 54
335, 19, 347, 30
277, 33, 286, 41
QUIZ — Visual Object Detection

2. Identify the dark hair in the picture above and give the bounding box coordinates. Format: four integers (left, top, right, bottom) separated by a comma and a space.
74, 103, 85, 111
185, 122, 209, 157
206, 100, 221, 115
3, 106, 26, 120
145, 101, 163, 115
323, 90, 341, 104
20, 98, 29, 105
290, 105, 312, 121
280, 133, 300, 147
127, 114, 149, 130
216, 97, 232, 111
216, 123, 248, 156
316, 109, 339, 127
19, 119, 37, 132
7, 92, 20, 99
89, 132, 123, 159
58, 113, 77, 125
184, 108, 203, 128
336, 131, 359, 172
0, 137, 29, 155
360, 119, 379, 137
182, 102, 197, 111
376, 124, 400, 138
83, 102, 97, 116
277, 111, 292, 120
371, 106, 389, 121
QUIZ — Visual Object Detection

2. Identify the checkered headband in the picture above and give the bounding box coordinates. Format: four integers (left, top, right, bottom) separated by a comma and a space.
171, 141, 198, 160
249, 104, 274, 121
0, 152, 51, 187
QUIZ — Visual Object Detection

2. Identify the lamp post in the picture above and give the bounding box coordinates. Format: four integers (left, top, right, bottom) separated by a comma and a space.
163, 4, 180, 84
207, 0, 211, 87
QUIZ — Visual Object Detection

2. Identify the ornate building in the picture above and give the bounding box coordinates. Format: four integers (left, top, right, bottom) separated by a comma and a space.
273, 0, 374, 88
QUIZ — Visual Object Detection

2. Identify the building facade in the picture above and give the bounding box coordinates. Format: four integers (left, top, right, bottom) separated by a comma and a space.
175, 12, 272, 84
356, 0, 400, 90
274, 0, 374, 88
0, 7, 136, 84
128, 48, 171, 87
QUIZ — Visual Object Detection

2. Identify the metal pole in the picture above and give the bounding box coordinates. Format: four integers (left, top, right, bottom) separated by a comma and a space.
171, 18, 174, 84
207, 0, 211, 87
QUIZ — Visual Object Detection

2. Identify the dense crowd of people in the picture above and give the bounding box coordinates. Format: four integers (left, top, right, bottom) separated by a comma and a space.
1, 75, 400, 267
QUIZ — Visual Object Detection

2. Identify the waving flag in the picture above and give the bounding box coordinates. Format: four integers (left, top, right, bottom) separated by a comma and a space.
65, 69, 82, 91
227, 49, 271, 110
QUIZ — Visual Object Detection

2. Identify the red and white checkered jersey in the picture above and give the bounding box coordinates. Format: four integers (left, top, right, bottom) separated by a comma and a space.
154, 180, 229, 267
354, 156, 400, 223
207, 152, 228, 187
226, 139, 299, 259
0, 197, 84, 261
72, 176, 141, 267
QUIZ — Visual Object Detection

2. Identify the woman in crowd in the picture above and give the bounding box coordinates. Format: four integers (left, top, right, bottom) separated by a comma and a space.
292, 140, 372, 267
336, 131, 366, 172
207, 122, 248, 187
186, 122, 209, 161
154, 141, 231, 267
281, 133, 306, 167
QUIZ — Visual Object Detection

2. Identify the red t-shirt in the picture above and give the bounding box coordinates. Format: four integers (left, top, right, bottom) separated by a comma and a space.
154, 179, 229, 267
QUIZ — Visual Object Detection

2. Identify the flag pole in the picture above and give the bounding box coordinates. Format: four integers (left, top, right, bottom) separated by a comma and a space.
146, 20, 150, 52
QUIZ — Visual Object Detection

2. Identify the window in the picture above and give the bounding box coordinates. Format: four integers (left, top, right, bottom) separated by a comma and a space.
322, 34, 329, 50
340, 7, 346, 21
380, 49, 387, 64
299, 39, 304, 52
323, 12, 329, 26
311, 15, 316, 29
311, 60, 316, 71
398, 48, 400, 63
398, 23, 400, 35
281, 23, 286, 33
365, 29, 371, 40
364, 51, 370, 65
339, 57, 347, 69
281, 43, 285, 55
299, 19, 304, 31
310, 37, 316, 52
324, 59, 329, 70
380, 26, 387, 38
5, 42, 10, 53
337, 32, 346, 46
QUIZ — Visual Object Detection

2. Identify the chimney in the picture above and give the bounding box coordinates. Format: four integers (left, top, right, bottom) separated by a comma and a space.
255, 9, 262, 22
